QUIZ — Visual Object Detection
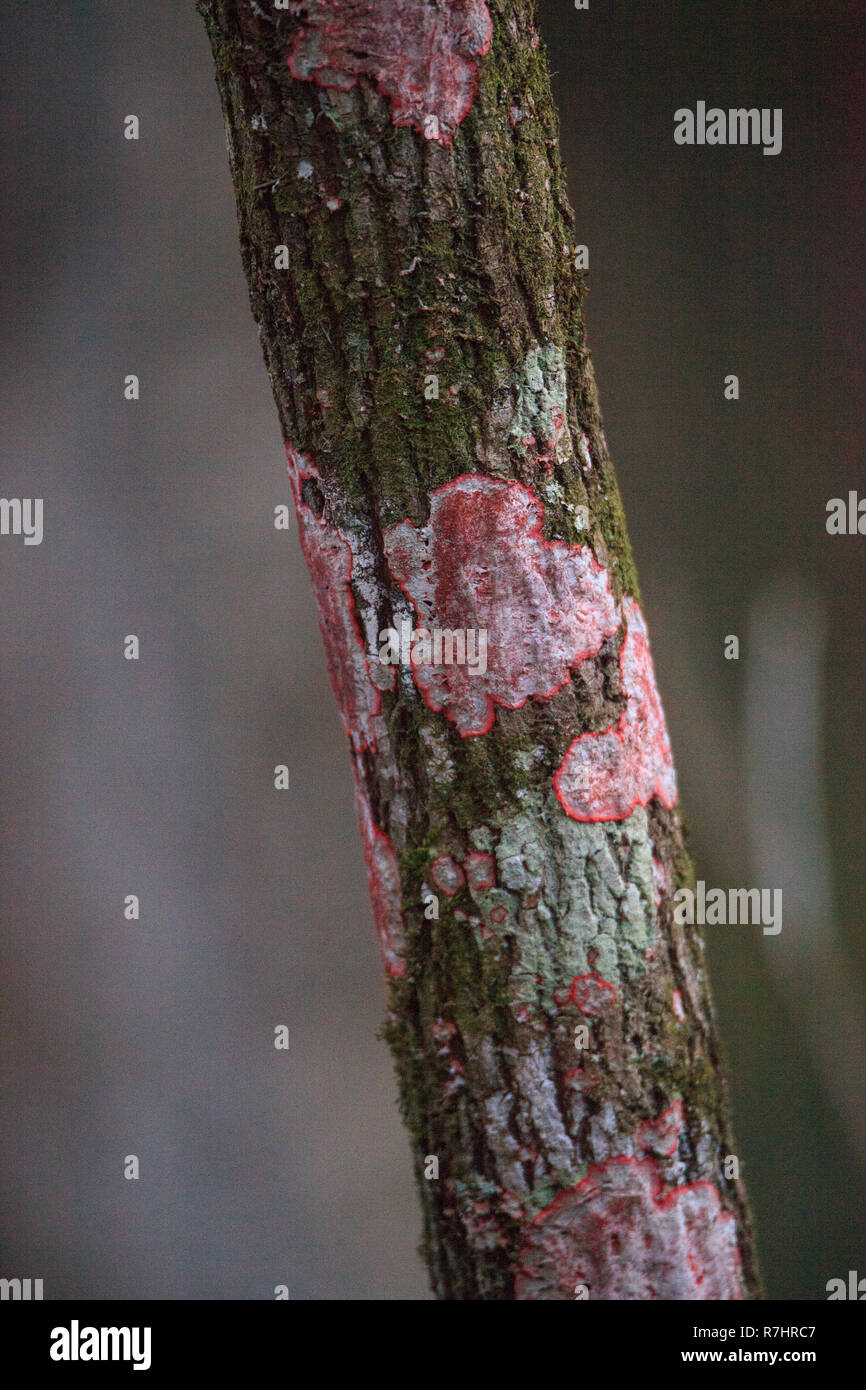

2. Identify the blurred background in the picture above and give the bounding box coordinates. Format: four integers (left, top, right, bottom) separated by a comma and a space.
1, 0, 864, 1299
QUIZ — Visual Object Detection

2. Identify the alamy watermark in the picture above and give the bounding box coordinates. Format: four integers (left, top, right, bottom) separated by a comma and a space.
674, 103, 782, 157
50, 1322, 151, 1371
377, 618, 488, 676
673, 881, 783, 936
0, 497, 43, 545
0, 1276, 43, 1299
826, 1270, 866, 1300
826, 492, 866, 534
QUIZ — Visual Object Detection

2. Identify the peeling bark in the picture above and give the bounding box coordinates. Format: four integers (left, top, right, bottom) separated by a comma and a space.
198, 0, 761, 1299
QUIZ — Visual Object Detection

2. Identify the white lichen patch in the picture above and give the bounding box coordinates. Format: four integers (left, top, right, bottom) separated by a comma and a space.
514, 1040, 577, 1176
419, 724, 456, 784
514, 1157, 743, 1300
584, 1099, 623, 1161
482, 1089, 530, 1193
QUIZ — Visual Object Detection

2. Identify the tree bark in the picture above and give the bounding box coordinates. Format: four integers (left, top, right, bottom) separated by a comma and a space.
198, 0, 761, 1300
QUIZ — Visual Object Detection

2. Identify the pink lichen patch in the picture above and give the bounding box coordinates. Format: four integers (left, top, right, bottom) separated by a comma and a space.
464, 850, 496, 893
652, 854, 668, 908
443, 1061, 466, 1097
564, 1067, 601, 1094
499, 1189, 526, 1221
637, 1100, 684, 1158
488, 904, 508, 925
462, 1198, 505, 1250
430, 854, 465, 897
672, 988, 686, 1023
553, 597, 678, 822
514, 1157, 742, 1300
383, 475, 619, 736
288, 0, 493, 145
568, 972, 616, 1017
286, 444, 383, 752
431, 1018, 465, 1096
432, 1017, 458, 1049
354, 784, 407, 979
578, 432, 593, 472
522, 409, 568, 474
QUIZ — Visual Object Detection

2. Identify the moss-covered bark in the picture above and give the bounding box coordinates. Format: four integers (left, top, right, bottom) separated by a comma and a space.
198, 0, 760, 1299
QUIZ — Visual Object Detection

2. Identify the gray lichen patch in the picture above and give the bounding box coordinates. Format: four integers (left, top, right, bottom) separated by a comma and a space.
508, 342, 572, 462
489, 791, 657, 1006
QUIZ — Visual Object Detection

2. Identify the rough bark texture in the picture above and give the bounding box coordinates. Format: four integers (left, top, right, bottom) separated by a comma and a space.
198, 0, 761, 1299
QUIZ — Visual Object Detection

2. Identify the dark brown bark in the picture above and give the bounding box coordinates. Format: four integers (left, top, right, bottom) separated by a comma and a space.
198, 0, 760, 1299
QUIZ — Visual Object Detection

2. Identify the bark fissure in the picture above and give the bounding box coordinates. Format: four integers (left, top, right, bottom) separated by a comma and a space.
199, 0, 761, 1299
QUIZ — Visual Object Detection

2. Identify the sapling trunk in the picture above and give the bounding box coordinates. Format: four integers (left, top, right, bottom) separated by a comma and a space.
198, 0, 761, 1300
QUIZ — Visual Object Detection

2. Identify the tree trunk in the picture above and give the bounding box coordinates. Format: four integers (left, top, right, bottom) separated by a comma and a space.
198, 0, 760, 1300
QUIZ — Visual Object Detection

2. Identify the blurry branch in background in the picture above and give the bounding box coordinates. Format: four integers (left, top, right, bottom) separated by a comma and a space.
746, 574, 866, 1169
